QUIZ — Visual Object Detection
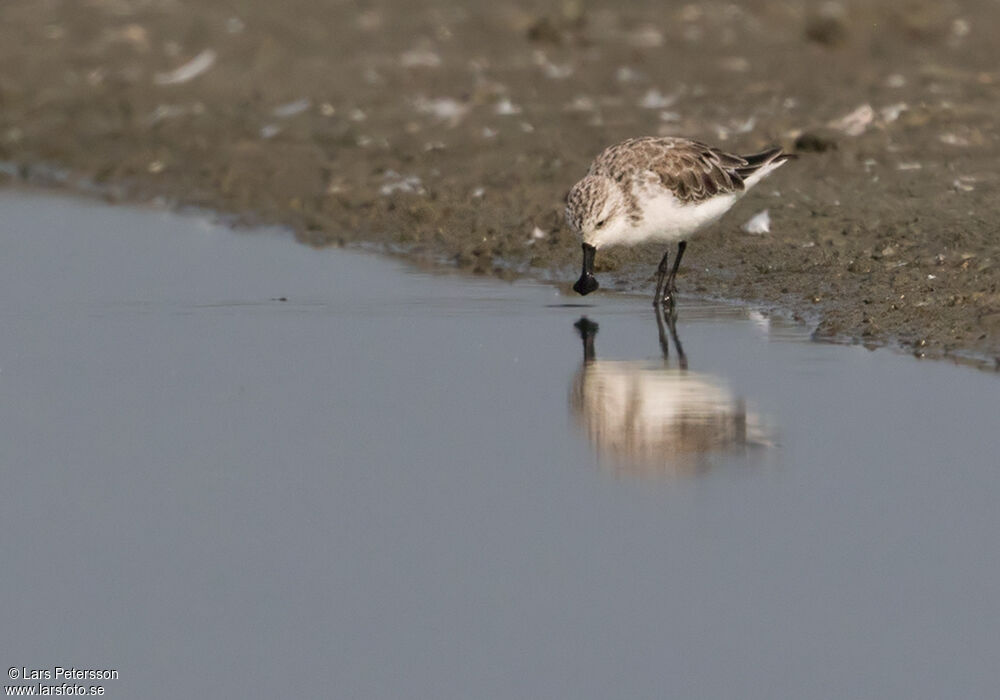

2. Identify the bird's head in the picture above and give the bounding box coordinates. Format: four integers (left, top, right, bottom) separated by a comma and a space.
564, 175, 628, 248
565, 175, 627, 295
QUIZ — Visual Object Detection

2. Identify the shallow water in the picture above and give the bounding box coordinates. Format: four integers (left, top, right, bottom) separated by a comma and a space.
1, 192, 998, 699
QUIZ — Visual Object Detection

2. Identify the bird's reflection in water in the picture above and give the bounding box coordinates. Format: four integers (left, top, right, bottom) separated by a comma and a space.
570, 308, 771, 479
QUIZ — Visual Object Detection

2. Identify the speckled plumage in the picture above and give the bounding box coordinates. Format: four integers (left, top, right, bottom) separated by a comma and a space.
591, 137, 747, 203
566, 136, 794, 303
566, 136, 792, 247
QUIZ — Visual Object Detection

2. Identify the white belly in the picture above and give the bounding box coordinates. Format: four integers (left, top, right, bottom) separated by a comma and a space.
625, 190, 739, 245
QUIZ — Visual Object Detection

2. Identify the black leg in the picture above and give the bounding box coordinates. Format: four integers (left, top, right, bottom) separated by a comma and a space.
652, 248, 671, 307
663, 240, 687, 301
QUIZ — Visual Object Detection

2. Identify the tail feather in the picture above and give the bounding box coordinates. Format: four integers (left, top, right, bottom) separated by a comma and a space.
735, 146, 795, 184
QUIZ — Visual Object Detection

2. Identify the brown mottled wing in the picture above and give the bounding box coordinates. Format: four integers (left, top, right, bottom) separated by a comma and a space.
649, 140, 748, 203
592, 137, 749, 204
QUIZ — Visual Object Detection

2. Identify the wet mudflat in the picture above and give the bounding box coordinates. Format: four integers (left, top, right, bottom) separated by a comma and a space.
1, 192, 999, 699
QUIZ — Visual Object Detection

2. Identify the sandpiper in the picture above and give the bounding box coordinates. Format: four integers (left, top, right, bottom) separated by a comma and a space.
565, 136, 794, 306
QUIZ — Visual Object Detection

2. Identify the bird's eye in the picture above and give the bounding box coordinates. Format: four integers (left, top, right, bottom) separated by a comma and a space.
596, 219, 606, 229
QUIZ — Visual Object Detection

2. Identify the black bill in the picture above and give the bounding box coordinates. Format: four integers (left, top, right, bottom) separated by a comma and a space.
572, 243, 599, 296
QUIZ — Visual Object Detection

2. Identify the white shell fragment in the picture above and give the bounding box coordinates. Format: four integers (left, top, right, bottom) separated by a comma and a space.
380, 171, 424, 196
494, 98, 522, 116
939, 133, 970, 146
565, 95, 596, 112
413, 96, 468, 126
532, 51, 573, 79
154, 49, 217, 85
879, 102, 908, 123
526, 226, 547, 245
827, 104, 874, 136
742, 209, 771, 234
146, 102, 204, 125
953, 177, 975, 192
272, 98, 312, 118
638, 89, 678, 109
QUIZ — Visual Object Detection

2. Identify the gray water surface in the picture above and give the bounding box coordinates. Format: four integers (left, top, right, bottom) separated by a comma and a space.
1, 192, 998, 699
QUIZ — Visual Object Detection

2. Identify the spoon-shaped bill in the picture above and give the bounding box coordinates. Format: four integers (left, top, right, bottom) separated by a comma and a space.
573, 243, 599, 296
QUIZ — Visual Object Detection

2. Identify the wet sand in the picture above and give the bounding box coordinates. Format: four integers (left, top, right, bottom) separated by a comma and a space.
1, 0, 999, 365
